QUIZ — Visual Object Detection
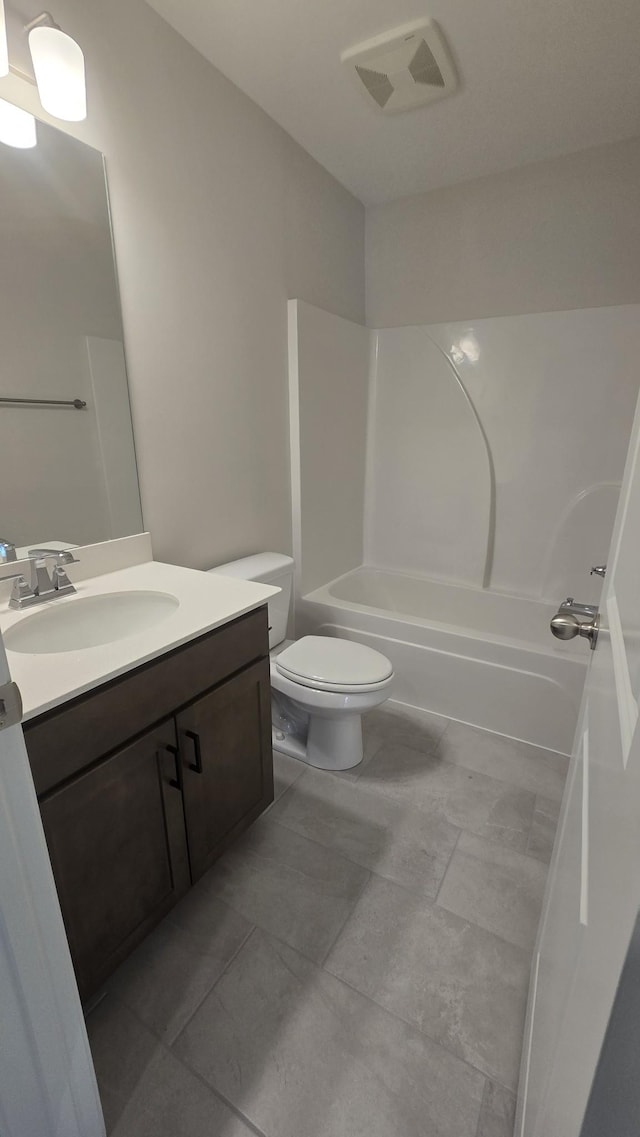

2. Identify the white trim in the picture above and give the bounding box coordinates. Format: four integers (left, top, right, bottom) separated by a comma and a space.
517, 950, 540, 1137
604, 382, 640, 584
287, 299, 302, 614
362, 329, 379, 564
0, 634, 104, 1137
607, 592, 638, 766
580, 725, 589, 927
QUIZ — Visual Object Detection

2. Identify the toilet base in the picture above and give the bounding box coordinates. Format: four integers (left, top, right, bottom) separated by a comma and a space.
272, 712, 363, 771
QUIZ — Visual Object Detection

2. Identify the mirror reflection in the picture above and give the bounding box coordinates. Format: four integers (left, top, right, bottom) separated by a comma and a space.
0, 119, 142, 550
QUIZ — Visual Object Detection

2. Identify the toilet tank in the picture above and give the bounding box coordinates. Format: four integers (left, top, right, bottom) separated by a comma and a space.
208, 552, 294, 649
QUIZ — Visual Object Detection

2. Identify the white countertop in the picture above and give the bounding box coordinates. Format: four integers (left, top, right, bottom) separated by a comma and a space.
1, 560, 279, 722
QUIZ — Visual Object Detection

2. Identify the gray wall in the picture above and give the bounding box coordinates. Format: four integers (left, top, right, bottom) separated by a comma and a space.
6, 0, 364, 569
366, 137, 640, 327
290, 301, 370, 595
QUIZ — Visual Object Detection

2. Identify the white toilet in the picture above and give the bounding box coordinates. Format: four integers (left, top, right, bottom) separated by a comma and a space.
208, 553, 393, 771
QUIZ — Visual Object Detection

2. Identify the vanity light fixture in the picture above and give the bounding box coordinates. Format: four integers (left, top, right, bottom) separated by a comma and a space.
27, 11, 86, 122
0, 1, 9, 77
0, 96, 36, 147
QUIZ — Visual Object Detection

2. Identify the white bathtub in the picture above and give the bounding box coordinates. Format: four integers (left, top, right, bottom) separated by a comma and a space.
298, 567, 586, 755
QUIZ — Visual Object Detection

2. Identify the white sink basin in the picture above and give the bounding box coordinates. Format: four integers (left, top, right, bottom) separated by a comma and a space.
4, 591, 180, 655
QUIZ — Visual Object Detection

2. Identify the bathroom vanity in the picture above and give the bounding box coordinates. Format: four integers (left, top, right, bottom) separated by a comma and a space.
3, 549, 277, 1002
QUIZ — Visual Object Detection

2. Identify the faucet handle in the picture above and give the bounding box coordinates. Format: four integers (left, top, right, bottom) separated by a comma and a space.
52, 564, 76, 595
11, 575, 34, 604
2, 572, 36, 608
590, 565, 607, 578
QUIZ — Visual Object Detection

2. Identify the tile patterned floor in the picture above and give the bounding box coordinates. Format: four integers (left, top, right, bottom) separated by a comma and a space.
87, 705, 568, 1137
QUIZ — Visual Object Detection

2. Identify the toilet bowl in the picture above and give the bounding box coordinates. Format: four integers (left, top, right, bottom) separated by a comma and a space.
208, 554, 394, 771
270, 635, 393, 770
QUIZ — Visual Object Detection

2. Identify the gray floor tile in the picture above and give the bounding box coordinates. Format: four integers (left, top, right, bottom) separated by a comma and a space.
477, 1080, 517, 1137
87, 999, 161, 1134
357, 743, 536, 853
174, 927, 486, 1137
535, 793, 562, 821
363, 702, 449, 762
437, 721, 569, 800
269, 765, 460, 898
87, 996, 253, 1136
436, 832, 547, 950
325, 874, 529, 1089
87, 1000, 255, 1132
110, 1048, 256, 1137
527, 809, 558, 864
201, 817, 370, 962
105, 882, 252, 1043
272, 748, 305, 801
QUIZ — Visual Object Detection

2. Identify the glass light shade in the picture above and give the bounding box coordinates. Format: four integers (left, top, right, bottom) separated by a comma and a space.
0, 0, 8, 78
0, 98, 37, 148
29, 25, 86, 122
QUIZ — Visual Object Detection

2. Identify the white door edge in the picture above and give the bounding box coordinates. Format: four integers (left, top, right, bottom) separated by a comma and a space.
0, 633, 104, 1137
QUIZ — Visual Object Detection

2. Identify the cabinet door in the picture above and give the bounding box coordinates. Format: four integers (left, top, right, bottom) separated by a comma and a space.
39, 720, 190, 1001
178, 658, 273, 881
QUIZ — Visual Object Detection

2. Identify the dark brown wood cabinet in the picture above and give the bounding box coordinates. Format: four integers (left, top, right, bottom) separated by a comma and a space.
40, 720, 191, 998
24, 606, 273, 1001
178, 659, 272, 881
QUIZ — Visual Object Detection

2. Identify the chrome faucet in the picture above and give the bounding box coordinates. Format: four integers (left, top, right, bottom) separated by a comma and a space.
6, 549, 79, 610
0, 538, 16, 564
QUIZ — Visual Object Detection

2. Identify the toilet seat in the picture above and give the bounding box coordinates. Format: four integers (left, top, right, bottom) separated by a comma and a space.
275, 635, 393, 694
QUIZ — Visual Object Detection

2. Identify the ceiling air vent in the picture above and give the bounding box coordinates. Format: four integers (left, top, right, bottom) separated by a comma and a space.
342, 19, 458, 114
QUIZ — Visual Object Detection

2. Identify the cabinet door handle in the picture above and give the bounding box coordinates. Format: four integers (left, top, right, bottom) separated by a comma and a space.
164, 744, 182, 790
185, 730, 203, 774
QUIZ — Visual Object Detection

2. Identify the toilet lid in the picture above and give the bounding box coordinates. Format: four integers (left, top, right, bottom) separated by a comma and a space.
275, 636, 393, 690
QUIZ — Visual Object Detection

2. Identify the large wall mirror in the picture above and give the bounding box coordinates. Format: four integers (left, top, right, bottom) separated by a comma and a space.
0, 118, 142, 550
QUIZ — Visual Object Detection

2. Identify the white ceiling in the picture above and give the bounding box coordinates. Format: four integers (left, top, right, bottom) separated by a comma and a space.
145, 0, 640, 204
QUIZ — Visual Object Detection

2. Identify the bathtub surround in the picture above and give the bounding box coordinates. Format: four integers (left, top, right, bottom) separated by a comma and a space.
289, 301, 638, 751
1, 0, 364, 571
370, 308, 640, 600
368, 325, 494, 589
366, 136, 640, 328
290, 300, 639, 605
87, 704, 564, 1136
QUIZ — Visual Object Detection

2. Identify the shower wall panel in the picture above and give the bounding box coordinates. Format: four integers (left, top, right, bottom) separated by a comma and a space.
367, 306, 640, 601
